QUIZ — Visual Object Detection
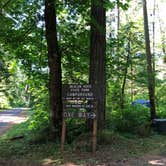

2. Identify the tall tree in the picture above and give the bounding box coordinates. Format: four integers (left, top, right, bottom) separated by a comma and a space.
152, 0, 156, 72
142, 0, 156, 120
44, 0, 62, 140
120, 39, 131, 109
89, 0, 106, 129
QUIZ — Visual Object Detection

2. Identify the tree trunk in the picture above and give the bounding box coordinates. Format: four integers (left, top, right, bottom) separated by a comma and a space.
116, 0, 120, 35
152, 0, 156, 72
120, 40, 131, 109
89, 0, 106, 129
142, 0, 156, 120
44, 0, 62, 140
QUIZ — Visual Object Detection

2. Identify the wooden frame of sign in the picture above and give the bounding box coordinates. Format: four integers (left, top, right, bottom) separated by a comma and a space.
61, 84, 97, 154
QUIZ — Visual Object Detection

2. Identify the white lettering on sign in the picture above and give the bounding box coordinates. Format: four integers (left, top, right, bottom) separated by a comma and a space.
63, 112, 96, 119
64, 104, 95, 109
66, 92, 93, 97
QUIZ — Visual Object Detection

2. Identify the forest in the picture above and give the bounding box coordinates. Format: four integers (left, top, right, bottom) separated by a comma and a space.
0, 0, 166, 165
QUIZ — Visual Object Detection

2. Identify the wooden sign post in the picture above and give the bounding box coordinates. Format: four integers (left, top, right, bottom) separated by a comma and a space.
61, 117, 66, 152
61, 84, 97, 154
92, 106, 97, 154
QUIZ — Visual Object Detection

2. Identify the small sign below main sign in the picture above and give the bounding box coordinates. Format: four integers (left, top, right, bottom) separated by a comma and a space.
63, 111, 96, 119
64, 103, 95, 109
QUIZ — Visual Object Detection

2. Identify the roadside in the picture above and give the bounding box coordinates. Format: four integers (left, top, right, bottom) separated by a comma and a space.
0, 110, 166, 166
0, 108, 28, 136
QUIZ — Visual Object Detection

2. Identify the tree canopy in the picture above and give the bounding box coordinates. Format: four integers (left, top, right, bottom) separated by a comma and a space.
0, 0, 166, 141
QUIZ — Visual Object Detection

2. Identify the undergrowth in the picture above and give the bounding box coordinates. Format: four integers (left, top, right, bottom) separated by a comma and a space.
0, 106, 166, 165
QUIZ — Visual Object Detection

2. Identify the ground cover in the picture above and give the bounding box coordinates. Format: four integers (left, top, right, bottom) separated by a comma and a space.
0, 120, 166, 166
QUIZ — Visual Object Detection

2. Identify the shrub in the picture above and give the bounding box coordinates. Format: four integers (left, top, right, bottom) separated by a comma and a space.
28, 109, 50, 143
106, 104, 151, 136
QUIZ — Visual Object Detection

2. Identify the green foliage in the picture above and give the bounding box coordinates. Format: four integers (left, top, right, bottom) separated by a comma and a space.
65, 119, 86, 143
105, 0, 131, 10
156, 83, 166, 118
0, 0, 165, 147
28, 110, 49, 133
164, 55, 166, 63
26, 80, 49, 143
1, 116, 166, 165
71, 132, 92, 152
58, 1, 90, 83
0, 121, 59, 164
157, 108, 166, 118
97, 130, 123, 145
107, 21, 146, 110
27, 109, 50, 143
5, 61, 29, 107
0, 0, 47, 108
106, 83, 121, 110
0, 95, 10, 108
106, 105, 151, 136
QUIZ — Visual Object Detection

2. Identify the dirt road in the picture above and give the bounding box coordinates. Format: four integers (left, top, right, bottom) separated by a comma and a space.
0, 108, 28, 135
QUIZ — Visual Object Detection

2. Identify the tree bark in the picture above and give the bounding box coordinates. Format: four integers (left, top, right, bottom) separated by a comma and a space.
120, 40, 131, 109
89, 0, 106, 129
152, 0, 156, 72
142, 0, 156, 120
44, 0, 62, 140
116, 0, 120, 35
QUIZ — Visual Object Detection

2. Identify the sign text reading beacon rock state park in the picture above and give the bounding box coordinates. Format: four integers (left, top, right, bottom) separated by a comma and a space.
62, 84, 95, 100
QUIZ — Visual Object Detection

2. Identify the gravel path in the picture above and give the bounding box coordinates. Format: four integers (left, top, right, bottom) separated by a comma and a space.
0, 108, 28, 136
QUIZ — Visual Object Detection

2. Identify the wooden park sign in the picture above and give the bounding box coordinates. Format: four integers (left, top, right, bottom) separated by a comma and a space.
61, 84, 97, 154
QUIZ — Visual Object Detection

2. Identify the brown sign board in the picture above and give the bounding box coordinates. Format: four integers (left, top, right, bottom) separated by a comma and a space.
62, 84, 96, 115
61, 84, 97, 154
63, 111, 96, 119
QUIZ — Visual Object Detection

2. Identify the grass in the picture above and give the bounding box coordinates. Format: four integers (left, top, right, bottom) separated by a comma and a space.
0, 107, 11, 112
0, 120, 166, 166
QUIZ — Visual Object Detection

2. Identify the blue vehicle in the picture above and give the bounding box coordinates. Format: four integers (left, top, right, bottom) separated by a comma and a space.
131, 99, 150, 108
